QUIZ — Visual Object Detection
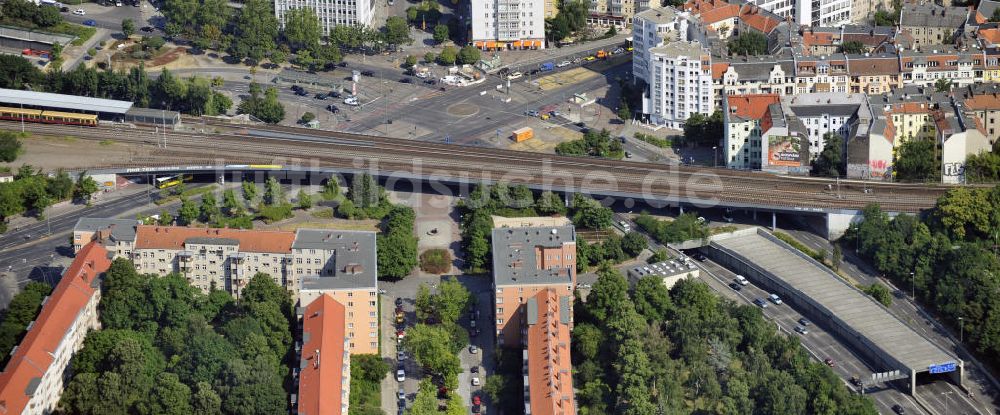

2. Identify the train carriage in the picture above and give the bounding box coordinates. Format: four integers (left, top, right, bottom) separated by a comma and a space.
39, 110, 98, 126
0, 106, 43, 123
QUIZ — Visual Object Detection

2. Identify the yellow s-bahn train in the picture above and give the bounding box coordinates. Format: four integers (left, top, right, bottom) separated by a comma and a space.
0, 106, 98, 127
155, 174, 193, 189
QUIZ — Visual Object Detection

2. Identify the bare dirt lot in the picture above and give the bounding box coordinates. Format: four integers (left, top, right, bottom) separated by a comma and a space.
1, 133, 145, 171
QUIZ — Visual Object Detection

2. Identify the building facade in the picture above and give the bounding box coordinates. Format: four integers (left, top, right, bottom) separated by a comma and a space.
524, 289, 575, 415
74, 221, 380, 355
632, 6, 691, 84
471, 0, 546, 50
492, 224, 576, 348
641, 40, 715, 129
0, 242, 111, 415
274, 0, 374, 37
723, 94, 781, 169
898, 3, 968, 48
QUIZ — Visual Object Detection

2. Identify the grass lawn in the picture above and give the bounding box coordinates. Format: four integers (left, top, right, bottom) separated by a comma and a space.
50, 22, 97, 46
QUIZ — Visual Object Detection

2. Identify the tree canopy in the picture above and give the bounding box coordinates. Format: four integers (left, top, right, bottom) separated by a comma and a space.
727, 31, 767, 56
894, 139, 939, 182
555, 128, 624, 159
811, 133, 846, 178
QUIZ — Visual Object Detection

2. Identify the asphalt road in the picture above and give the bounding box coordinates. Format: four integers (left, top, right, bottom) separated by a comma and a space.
613, 213, 987, 415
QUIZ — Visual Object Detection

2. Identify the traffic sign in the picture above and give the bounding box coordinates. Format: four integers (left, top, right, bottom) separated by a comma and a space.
929, 362, 957, 374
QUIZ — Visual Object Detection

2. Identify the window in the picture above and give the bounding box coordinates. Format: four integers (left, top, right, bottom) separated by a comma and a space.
497, 318, 504, 324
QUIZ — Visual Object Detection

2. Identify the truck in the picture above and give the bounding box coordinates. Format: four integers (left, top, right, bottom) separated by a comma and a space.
539, 62, 555, 72
512, 127, 533, 142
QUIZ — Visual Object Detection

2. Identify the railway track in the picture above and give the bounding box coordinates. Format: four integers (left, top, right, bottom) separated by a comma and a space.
8, 121, 955, 213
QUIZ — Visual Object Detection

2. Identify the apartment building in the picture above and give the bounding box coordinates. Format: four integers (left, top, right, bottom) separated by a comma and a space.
899, 47, 979, 88
961, 83, 1000, 145
523, 288, 575, 415
899, 3, 968, 48
491, 223, 576, 348
783, 92, 869, 155
632, 6, 691, 84
641, 40, 715, 129
0, 242, 111, 415
296, 294, 351, 415
723, 94, 781, 169
297, 230, 379, 355
588, 0, 646, 27
793, 54, 851, 94
712, 54, 795, 106
72, 217, 138, 254
274, 0, 374, 37
847, 54, 902, 94
683, 0, 740, 39
73, 220, 380, 355
471, 0, 546, 50
849, 0, 892, 24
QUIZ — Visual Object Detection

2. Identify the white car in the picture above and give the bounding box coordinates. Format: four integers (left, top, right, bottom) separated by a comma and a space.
471, 376, 481, 386
343, 96, 359, 106
396, 369, 406, 382
734, 275, 749, 286
508, 72, 523, 80
72, 8, 85, 15
557, 60, 571, 67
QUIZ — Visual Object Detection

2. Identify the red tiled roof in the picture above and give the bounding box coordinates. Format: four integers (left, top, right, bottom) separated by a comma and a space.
0, 242, 111, 415
526, 289, 575, 415
965, 93, 1000, 109
712, 62, 731, 79
848, 57, 901, 76
980, 28, 1000, 45
298, 294, 347, 415
134, 225, 296, 253
726, 94, 781, 121
740, 7, 782, 34
684, 0, 740, 24
803, 31, 837, 48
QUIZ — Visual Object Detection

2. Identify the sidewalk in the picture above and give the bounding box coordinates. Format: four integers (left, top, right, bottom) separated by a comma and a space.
62, 28, 112, 72
4, 183, 148, 231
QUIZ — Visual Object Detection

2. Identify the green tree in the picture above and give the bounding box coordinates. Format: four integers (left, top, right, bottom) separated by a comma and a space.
383, 16, 413, 50
874, 9, 897, 26
241, 181, 259, 204
895, 139, 938, 182
571, 194, 613, 230
811, 133, 845, 178
405, 55, 418, 67
682, 110, 724, 146
296, 189, 313, 209
458, 45, 481, 65
214, 357, 287, 415
142, 373, 192, 415
727, 31, 767, 55
178, 196, 199, 225
222, 189, 242, 216
840, 40, 865, 54
992, 8, 1000, 22
403, 324, 462, 385
437, 45, 457, 65
433, 24, 450, 43
424, 51, 436, 63
191, 382, 222, 415
621, 231, 647, 257
157, 209, 174, 225
862, 283, 893, 306
934, 78, 953, 93
410, 380, 440, 414
586, 266, 630, 322
300, 111, 316, 123
632, 275, 673, 321
200, 192, 220, 223
434, 278, 471, 325
617, 98, 632, 121
283, 7, 322, 52
964, 150, 1000, 183
378, 232, 418, 279
229, 0, 279, 61
122, 18, 136, 38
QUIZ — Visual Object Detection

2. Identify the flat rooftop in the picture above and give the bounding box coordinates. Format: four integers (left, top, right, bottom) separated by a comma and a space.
297, 229, 377, 291
491, 225, 575, 287
0, 88, 133, 114
713, 231, 957, 373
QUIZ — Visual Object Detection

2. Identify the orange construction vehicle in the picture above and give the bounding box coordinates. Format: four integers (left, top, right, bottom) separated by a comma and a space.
596, 50, 608, 59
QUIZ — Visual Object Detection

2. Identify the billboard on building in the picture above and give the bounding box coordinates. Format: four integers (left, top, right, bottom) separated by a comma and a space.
768, 135, 803, 167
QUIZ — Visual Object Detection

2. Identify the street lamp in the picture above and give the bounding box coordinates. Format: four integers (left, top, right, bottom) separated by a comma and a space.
910, 271, 915, 299
712, 146, 718, 168
959, 317, 964, 343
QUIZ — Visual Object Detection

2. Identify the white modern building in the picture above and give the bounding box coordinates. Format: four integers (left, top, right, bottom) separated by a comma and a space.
632, 6, 691, 84
471, 0, 546, 50
641, 40, 714, 129
274, 0, 375, 37
746, 0, 851, 26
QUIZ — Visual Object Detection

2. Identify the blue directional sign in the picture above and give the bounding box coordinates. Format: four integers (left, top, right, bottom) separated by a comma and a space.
928, 362, 957, 374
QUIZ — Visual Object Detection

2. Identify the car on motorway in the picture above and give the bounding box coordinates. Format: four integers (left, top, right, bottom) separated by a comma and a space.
83, 19, 96, 26
728, 282, 742, 291
794, 325, 808, 335
140, 26, 154, 32
618, 220, 631, 231
891, 404, 905, 414
72, 8, 85, 14
734, 275, 748, 285
798, 318, 810, 326
824, 358, 835, 367
508, 71, 523, 79
60, 6, 70, 12
768, 293, 783, 305
396, 368, 406, 382
557, 60, 571, 67
753, 298, 768, 308
572, 57, 583, 64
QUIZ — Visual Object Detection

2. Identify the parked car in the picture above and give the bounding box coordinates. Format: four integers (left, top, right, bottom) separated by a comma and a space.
794, 325, 808, 335
361, 70, 374, 76
508, 71, 523, 79
314, 93, 328, 100
824, 358, 835, 367
328, 90, 341, 98
60, 6, 69, 12
397, 351, 406, 361
471, 376, 481, 386
140, 26, 154, 32
557, 60, 571, 67
397, 390, 406, 401
395, 297, 403, 306
399, 77, 413, 83
469, 345, 478, 354
294, 88, 309, 96
525, 110, 539, 117
753, 298, 768, 308
72, 8, 86, 15
326, 104, 339, 113
423, 78, 437, 85
396, 329, 405, 340
83, 19, 96, 26
396, 368, 406, 382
